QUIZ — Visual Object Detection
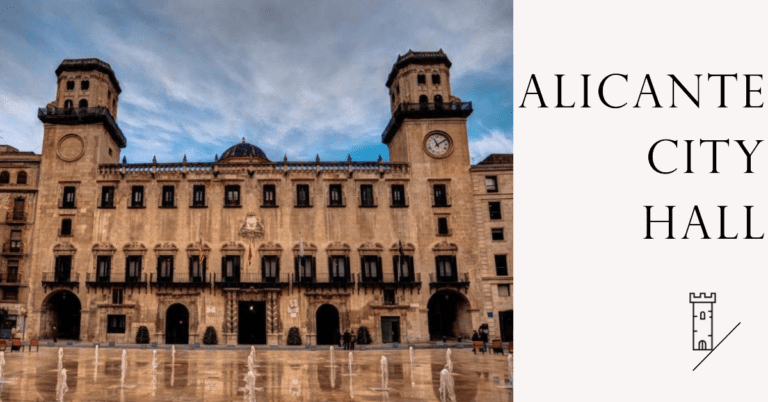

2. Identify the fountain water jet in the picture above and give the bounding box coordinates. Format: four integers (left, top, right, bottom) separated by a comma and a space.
247, 354, 254, 373
439, 368, 456, 402
0, 351, 5, 383
348, 351, 353, 375
409, 346, 415, 386
120, 349, 127, 389
243, 370, 256, 402
58, 348, 63, 372
329, 345, 335, 367
151, 350, 159, 393
56, 368, 69, 402
446, 348, 453, 373
380, 355, 389, 391
93, 345, 98, 381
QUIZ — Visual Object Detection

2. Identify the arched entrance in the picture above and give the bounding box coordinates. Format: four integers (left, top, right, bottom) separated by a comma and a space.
165, 304, 189, 344
427, 290, 472, 340
41, 290, 81, 340
315, 304, 340, 345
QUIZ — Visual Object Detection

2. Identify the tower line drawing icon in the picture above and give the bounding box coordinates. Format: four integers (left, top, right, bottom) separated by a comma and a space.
690, 292, 715, 350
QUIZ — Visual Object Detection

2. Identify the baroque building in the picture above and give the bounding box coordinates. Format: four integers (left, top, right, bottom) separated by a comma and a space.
1, 51, 512, 346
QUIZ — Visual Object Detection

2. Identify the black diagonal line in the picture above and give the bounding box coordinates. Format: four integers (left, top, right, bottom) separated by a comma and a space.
693, 322, 740, 371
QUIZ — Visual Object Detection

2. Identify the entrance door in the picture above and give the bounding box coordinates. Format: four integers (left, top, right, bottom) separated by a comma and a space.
315, 304, 340, 345
499, 310, 513, 342
238, 301, 266, 344
165, 304, 189, 344
381, 317, 400, 343
43, 290, 81, 340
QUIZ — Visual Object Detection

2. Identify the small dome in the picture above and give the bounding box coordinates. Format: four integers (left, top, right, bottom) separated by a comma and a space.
220, 137, 269, 161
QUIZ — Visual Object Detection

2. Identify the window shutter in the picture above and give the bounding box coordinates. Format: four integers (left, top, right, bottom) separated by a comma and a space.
328, 257, 333, 279
408, 256, 414, 278
450, 256, 457, 279
360, 257, 365, 279
344, 256, 350, 280
392, 256, 398, 279
294, 256, 299, 278
311, 257, 316, 278
221, 256, 226, 277
275, 256, 280, 277
170, 257, 174, 278
377, 256, 382, 279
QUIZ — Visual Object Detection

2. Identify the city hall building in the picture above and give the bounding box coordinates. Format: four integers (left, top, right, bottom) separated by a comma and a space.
0, 50, 513, 346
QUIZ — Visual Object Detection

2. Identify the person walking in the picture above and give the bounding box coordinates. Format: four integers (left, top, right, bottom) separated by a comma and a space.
480, 325, 489, 353
52, 326, 58, 343
471, 330, 480, 354
343, 329, 351, 350
350, 332, 356, 350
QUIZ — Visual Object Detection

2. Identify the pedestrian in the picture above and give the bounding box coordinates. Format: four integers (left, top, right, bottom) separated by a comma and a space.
350, 332, 356, 350
343, 329, 351, 350
480, 325, 489, 353
471, 330, 480, 354
334, 328, 341, 347
52, 326, 58, 343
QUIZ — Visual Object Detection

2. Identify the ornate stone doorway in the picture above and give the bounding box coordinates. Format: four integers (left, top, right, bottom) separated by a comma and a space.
315, 304, 340, 345
41, 290, 81, 340
165, 303, 189, 344
222, 289, 282, 345
238, 301, 267, 344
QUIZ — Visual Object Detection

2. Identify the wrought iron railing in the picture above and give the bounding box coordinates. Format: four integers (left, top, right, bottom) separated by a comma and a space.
428, 272, 470, 292
0, 273, 22, 284
38, 107, 125, 146
381, 102, 473, 143
42, 271, 79, 285
2, 242, 22, 254
98, 160, 409, 176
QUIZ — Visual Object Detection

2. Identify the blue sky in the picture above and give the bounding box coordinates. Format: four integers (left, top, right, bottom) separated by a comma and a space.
0, 0, 513, 164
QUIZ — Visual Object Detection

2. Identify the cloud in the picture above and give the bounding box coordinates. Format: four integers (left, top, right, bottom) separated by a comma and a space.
470, 129, 514, 164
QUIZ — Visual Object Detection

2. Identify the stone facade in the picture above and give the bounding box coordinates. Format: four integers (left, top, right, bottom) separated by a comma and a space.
1, 52, 512, 345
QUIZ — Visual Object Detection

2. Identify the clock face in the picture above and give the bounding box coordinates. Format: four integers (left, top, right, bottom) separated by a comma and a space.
425, 133, 452, 157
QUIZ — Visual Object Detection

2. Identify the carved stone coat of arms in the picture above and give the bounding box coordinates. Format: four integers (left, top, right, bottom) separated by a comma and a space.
239, 212, 265, 242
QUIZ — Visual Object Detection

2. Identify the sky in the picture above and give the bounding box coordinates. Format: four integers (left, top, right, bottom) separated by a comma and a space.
0, 0, 513, 164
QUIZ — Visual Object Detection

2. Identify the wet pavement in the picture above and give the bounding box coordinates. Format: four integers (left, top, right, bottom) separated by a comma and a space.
0, 346, 512, 401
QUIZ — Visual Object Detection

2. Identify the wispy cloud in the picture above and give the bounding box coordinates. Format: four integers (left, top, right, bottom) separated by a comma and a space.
470, 129, 514, 164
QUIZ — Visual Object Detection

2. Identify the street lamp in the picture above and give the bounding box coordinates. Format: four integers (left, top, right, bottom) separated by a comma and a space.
19, 305, 26, 341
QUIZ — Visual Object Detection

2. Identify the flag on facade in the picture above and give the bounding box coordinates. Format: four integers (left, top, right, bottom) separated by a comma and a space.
198, 234, 205, 266
398, 239, 406, 277
299, 233, 305, 260
248, 244, 253, 266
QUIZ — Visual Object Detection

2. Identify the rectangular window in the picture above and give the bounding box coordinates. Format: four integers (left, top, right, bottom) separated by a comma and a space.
192, 185, 206, 207
432, 74, 441, 85
162, 186, 175, 207
296, 184, 310, 207
126, 256, 142, 282
60, 219, 72, 236
417, 74, 426, 85
6, 260, 18, 283
222, 256, 240, 282
224, 185, 240, 207
495, 255, 509, 276
361, 256, 381, 282
112, 289, 123, 305
262, 256, 279, 282
101, 186, 115, 208
2, 288, 18, 301
383, 289, 396, 306
189, 256, 205, 283
330, 256, 348, 282
435, 256, 457, 282
131, 186, 144, 207
391, 185, 406, 207
489, 202, 502, 220
433, 184, 448, 207
437, 217, 449, 235
498, 284, 511, 297
329, 184, 343, 207
107, 315, 126, 334
55, 256, 72, 282
393, 255, 413, 281
491, 228, 504, 241
296, 256, 314, 282
9, 230, 21, 252
360, 184, 374, 207
62, 186, 76, 208
97, 256, 111, 282
66, 81, 74, 90
81, 80, 90, 90
485, 176, 498, 193
263, 184, 276, 207
157, 256, 173, 283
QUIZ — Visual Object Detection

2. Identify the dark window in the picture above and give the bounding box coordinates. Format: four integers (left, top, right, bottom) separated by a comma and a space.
60, 219, 72, 236
157, 256, 173, 283
383, 289, 396, 305
12, 198, 23, 220
79, 99, 88, 108
393, 255, 414, 281
112, 289, 123, 305
489, 202, 502, 220
6, 261, 18, 283
263, 184, 276, 207
193, 185, 206, 207
498, 284, 511, 297
97, 256, 111, 282
162, 186, 175, 207
64, 100, 73, 108
295, 256, 315, 283
131, 186, 144, 207
360, 185, 374, 207
391, 185, 406, 207
329, 256, 349, 283
0, 171, 10, 184
432, 74, 441, 85
101, 186, 115, 208
329, 184, 343, 206
55, 256, 72, 282
296, 184, 310, 207
2, 288, 17, 301
491, 228, 504, 241
495, 255, 509, 276
81, 80, 89, 90
434, 94, 443, 109
390, 93, 395, 104
437, 217, 449, 235
396, 85, 400, 94
66, 81, 75, 90
221, 256, 240, 283
419, 95, 428, 109
125, 256, 142, 282
62, 186, 76, 208
433, 184, 448, 207
486, 176, 498, 193
435, 256, 457, 282
9, 230, 21, 252
417, 74, 426, 85
262, 256, 279, 282
224, 185, 240, 207
16, 171, 26, 184
361, 256, 381, 282
189, 256, 206, 283
107, 315, 126, 334
108, 148, 112, 156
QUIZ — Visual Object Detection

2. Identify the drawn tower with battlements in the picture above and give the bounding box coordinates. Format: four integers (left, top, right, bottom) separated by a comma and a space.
690, 292, 715, 350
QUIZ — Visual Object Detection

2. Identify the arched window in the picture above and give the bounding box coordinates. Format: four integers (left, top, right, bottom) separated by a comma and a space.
419, 95, 428, 110
0, 171, 9, 184
434, 94, 443, 109
417, 74, 426, 85
79, 99, 88, 108
64, 100, 73, 109
699, 311, 706, 320
16, 171, 27, 185
698, 340, 707, 349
